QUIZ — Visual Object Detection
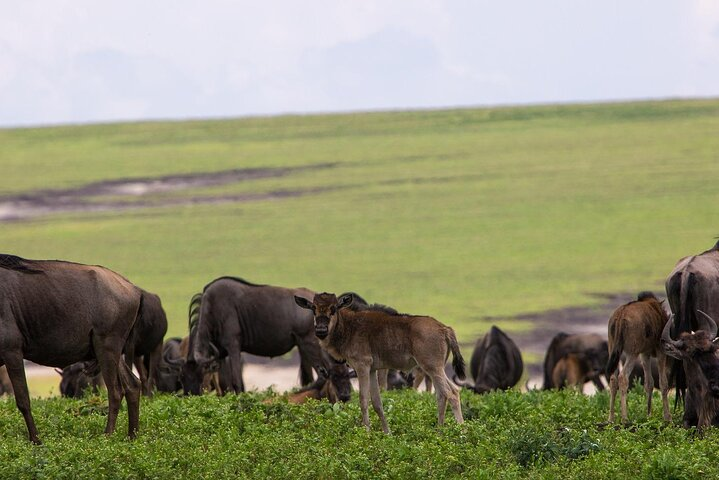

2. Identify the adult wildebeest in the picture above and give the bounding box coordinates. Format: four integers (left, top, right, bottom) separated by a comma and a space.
184, 278, 328, 395
295, 292, 465, 433
455, 326, 523, 394
58, 361, 104, 398
666, 240, 719, 427
0, 365, 12, 395
542, 332, 608, 391
124, 291, 168, 396
0, 254, 142, 444
606, 292, 672, 423
662, 312, 719, 431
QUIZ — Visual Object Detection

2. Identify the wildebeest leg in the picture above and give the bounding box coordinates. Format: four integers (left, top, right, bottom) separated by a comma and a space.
355, 365, 372, 431
657, 353, 671, 422
608, 369, 618, 423
4, 353, 40, 444
619, 355, 636, 423
296, 334, 322, 386
212, 372, 223, 396
591, 374, 606, 391
117, 359, 140, 439
640, 353, 654, 417
133, 355, 148, 397
146, 342, 162, 396
94, 337, 123, 436
378, 369, 388, 391
369, 369, 389, 433
426, 366, 463, 426
228, 346, 244, 393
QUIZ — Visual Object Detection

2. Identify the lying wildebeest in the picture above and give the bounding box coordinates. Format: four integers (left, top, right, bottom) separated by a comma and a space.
455, 325, 523, 394
295, 292, 465, 433
284, 359, 356, 404
0, 365, 12, 395
184, 277, 334, 395
124, 290, 168, 396
543, 332, 608, 391
606, 292, 671, 423
0, 254, 141, 444
666, 240, 719, 427
552, 353, 596, 391
57, 361, 104, 398
662, 311, 719, 431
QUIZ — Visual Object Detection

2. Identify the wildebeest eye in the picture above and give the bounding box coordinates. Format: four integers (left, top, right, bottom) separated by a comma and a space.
330, 307, 337, 314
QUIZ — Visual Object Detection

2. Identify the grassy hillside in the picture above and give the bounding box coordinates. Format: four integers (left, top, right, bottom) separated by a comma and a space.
1, 99, 717, 339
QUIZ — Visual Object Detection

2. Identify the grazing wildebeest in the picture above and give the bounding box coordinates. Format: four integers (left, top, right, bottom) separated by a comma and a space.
156, 337, 184, 393
606, 292, 672, 423
662, 312, 719, 431
123, 291, 168, 396
295, 292, 465, 433
0, 365, 12, 395
455, 326, 523, 394
58, 361, 104, 398
184, 277, 330, 396
666, 240, 719, 427
542, 332, 608, 391
552, 353, 595, 391
0, 254, 142, 444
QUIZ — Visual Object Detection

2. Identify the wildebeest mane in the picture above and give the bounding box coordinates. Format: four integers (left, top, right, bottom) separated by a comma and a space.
188, 293, 202, 330
203, 276, 267, 291
339, 291, 402, 316
0, 254, 44, 274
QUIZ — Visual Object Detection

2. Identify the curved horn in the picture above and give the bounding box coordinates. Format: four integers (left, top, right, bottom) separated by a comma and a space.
697, 310, 718, 339
661, 316, 681, 347
209, 342, 220, 358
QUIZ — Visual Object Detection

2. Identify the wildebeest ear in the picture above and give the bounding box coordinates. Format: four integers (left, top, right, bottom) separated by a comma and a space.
337, 293, 354, 310
347, 368, 357, 378
294, 296, 314, 311
317, 366, 329, 378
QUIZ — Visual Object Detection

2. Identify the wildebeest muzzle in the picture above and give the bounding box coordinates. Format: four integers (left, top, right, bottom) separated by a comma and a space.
315, 316, 330, 339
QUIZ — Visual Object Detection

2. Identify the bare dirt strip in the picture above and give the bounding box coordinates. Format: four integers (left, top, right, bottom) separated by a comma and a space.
0, 164, 337, 221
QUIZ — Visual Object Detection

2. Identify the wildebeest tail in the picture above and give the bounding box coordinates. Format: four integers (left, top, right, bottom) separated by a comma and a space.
447, 328, 466, 380
605, 321, 623, 378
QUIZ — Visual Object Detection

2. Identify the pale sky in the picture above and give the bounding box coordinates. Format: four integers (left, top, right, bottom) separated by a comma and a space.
1, 1, 718, 127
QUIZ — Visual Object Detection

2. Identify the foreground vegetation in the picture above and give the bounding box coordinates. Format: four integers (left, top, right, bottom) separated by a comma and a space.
0, 387, 716, 479
1, 100, 717, 339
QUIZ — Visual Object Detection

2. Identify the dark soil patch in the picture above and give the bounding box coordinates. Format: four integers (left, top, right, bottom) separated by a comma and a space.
0, 163, 336, 222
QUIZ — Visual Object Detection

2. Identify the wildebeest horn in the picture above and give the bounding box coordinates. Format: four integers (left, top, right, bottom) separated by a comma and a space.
164, 356, 185, 367
54, 368, 63, 376
209, 342, 220, 358
697, 310, 718, 339
661, 316, 681, 347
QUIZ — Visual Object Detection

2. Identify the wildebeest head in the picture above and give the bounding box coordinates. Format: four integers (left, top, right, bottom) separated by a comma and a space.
294, 292, 353, 340
58, 362, 101, 398
317, 361, 355, 403
662, 312, 719, 397
181, 342, 221, 395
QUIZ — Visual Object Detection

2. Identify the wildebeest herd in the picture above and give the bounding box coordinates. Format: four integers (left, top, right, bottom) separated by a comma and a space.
1, 240, 719, 443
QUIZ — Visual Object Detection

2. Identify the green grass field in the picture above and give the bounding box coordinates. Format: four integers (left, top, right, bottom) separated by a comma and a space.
1, 100, 719, 479
0, 388, 716, 479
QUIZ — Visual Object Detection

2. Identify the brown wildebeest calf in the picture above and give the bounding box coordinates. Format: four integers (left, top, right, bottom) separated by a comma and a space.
606, 292, 671, 423
662, 311, 719, 431
552, 353, 595, 392
295, 292, 465, 433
